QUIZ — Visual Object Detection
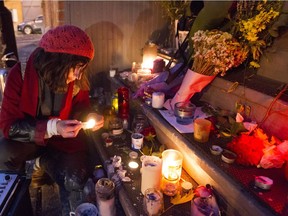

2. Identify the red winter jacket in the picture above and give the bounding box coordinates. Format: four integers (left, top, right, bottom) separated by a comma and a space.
0, 49, 91, 153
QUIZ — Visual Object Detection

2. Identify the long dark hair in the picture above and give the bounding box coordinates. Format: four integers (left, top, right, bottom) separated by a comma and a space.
33, 48, 90, 93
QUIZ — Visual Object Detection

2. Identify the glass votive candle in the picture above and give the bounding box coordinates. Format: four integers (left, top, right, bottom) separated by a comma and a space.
174, 102, 196, 125
143, 188, 164, 216
161, 149, 183, 196
131, 113, 148, 134
193, 118, 212, 143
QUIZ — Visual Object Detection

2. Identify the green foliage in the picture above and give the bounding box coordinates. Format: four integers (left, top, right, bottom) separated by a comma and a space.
158, 1, 191, 22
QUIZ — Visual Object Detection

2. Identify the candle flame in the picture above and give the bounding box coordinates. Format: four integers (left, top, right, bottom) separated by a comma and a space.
128, 161, 139, 169
82, 118, 96, 130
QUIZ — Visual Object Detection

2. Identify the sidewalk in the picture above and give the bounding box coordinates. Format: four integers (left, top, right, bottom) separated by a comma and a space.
16, 33, 42, 62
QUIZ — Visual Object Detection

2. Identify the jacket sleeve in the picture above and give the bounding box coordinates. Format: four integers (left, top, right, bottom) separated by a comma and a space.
0, 63, 47, 145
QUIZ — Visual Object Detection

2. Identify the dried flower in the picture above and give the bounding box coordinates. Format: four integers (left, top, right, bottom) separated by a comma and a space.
191, 30, 248, 76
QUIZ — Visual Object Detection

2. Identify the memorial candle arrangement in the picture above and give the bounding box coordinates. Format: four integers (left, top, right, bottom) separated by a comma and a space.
161, 149, 183, 196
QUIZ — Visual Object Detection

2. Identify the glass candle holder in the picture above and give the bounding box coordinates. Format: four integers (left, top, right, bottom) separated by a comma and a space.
174, 102, 196, 125
108, 117, 123, 136
143, 188, 164, 216
117, 87, 129, 119
161, 149, 183, 196
131, 113, 149, 134
103, 105, 116, 130
95, 178, 116, 216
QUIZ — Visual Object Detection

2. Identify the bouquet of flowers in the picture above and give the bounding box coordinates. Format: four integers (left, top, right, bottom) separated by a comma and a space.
164, 30, 248, 110
227, 127, 288, 168
233, 1, 281, 68
141, 126, 165, 156
191, 30, 248, 76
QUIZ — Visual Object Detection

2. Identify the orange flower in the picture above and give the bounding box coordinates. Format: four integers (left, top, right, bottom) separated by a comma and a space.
227, 133, 265, 166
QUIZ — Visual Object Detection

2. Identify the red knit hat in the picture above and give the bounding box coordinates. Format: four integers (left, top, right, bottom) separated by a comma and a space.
39, 25, 94, 60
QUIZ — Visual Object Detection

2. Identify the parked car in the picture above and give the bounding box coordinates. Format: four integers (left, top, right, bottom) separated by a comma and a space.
17, 15, 44, 35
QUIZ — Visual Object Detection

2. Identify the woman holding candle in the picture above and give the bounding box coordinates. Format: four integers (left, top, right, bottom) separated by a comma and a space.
0, 25, 104, 214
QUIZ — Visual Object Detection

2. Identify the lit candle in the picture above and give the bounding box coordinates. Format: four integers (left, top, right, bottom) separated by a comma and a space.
161, 149, 183, 196
128, 161, 139, 169
152, 92, 165, 109
82, 118, 96, 130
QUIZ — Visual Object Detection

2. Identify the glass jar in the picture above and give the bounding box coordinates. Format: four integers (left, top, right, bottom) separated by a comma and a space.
103, 106, 116, 130
143, 188, 164, 216
174, 102, 196, 125
108, 117, 123, 136
131, 113, 149, 133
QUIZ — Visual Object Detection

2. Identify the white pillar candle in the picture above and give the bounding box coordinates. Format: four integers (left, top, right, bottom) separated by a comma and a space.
141, 156, 162, 194
109, 69, 116, 77
152, 92, 165, 109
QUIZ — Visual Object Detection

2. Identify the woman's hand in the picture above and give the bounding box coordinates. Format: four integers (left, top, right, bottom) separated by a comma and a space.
86, 113, 104, 131
92, 114, 104, 131
56, 120, 82, 138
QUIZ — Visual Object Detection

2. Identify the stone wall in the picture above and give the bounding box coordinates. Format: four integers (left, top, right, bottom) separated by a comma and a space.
201, 77, 288, 141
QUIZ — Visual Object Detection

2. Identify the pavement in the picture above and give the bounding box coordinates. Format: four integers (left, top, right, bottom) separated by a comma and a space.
16, 32, 42, 62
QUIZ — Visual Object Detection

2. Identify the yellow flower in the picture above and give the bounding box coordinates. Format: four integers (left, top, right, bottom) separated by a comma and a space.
235, 1, 281, 68
249, 61, 260, 68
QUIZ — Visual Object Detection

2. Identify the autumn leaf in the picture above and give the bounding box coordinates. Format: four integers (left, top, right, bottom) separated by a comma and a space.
170, 191, 195, 205
141, 145, 150, 155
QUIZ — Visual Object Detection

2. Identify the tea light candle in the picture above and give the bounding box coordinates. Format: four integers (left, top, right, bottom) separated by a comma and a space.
181, 181, 193, 195
128, 161, 139, 169
152, 92, 165, 109
109, 69, 116, 77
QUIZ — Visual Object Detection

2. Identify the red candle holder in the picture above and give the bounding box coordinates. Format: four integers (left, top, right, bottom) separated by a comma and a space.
117, 87, 129, 119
